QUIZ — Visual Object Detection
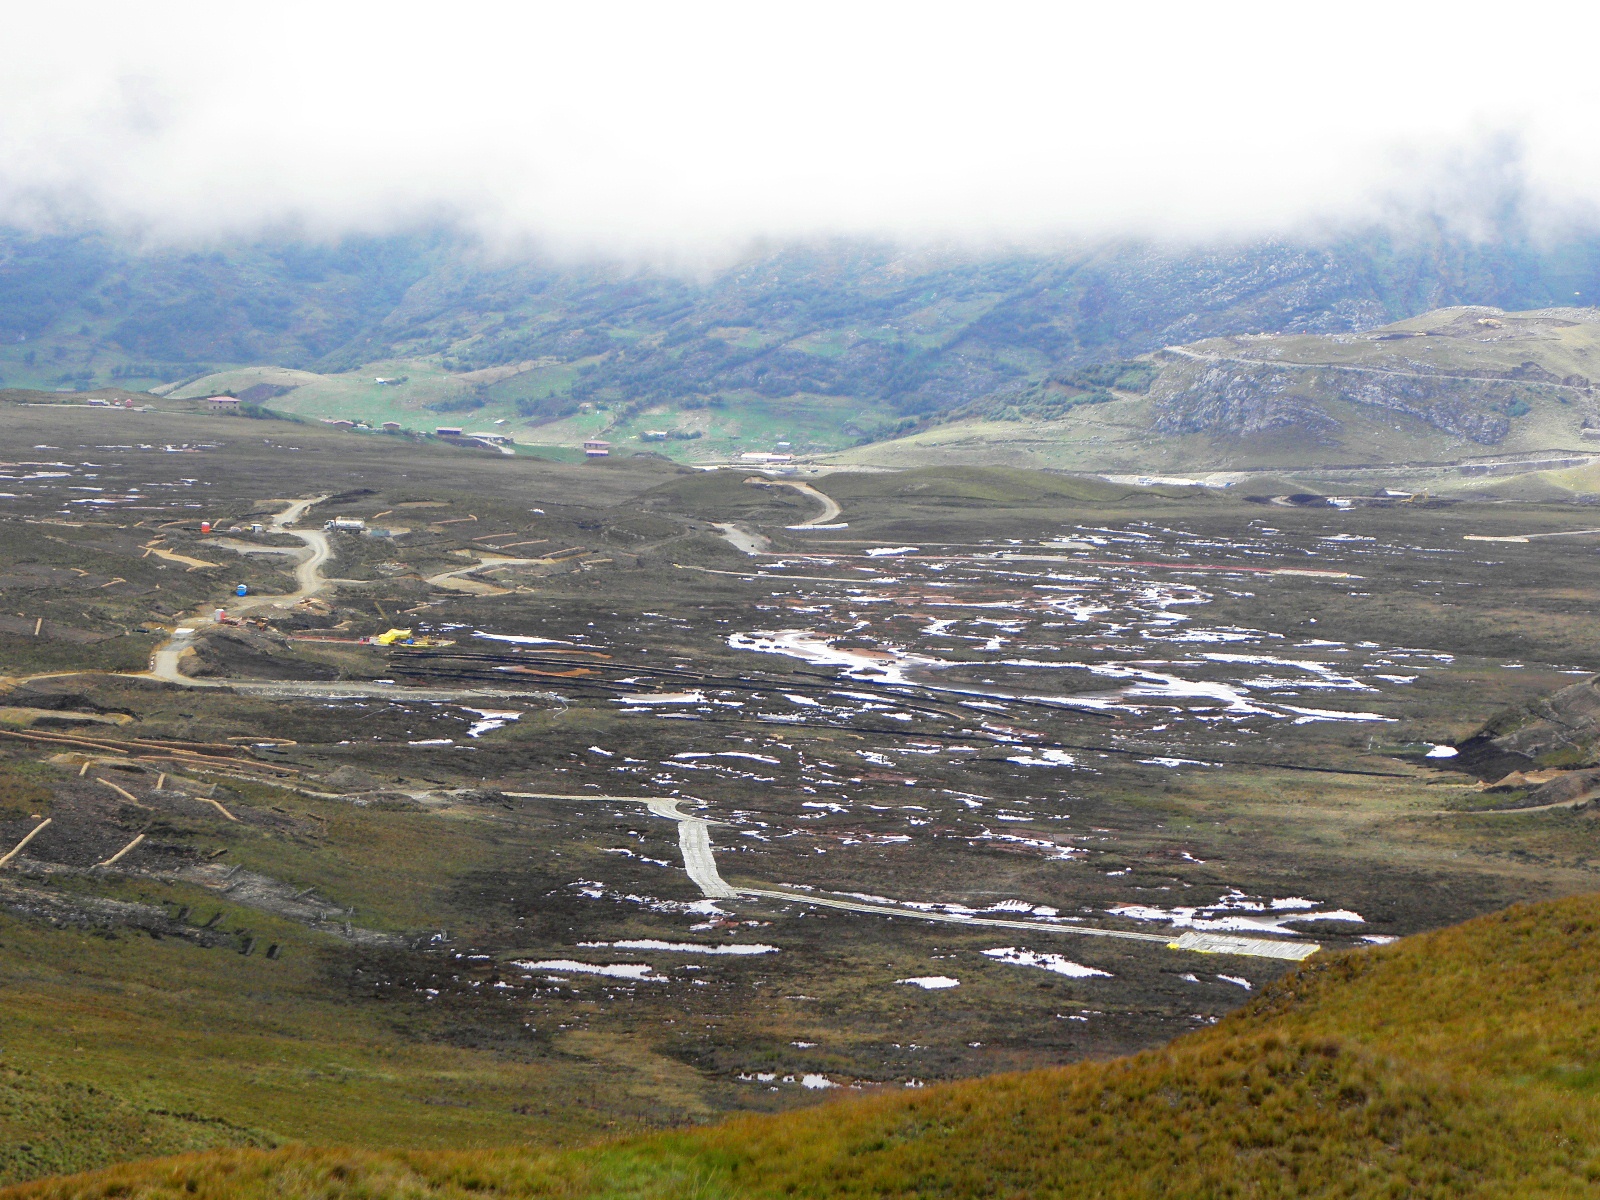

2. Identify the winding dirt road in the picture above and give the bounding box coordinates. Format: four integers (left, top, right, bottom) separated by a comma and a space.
713, 478, 844, 554
148, 496, 330, 685
777, 479, 843, 526
139, 497, 559, 702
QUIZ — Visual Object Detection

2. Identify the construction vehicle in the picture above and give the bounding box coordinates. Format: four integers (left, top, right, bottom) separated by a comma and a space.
368, 628, 454, 648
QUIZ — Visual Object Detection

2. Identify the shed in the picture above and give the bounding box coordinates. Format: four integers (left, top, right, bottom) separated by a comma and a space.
583, 440, 612, 457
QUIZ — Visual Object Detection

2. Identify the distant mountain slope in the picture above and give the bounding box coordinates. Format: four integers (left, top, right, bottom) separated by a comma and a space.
843, 306, 1600, 475
8, 223, 1600, 433
15, 890, 1600, 1199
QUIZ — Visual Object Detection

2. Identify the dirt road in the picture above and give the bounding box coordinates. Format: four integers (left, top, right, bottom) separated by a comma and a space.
710, 523, 771, 556
712, 479, 844, 552
778, 480, 843, 526
644, 797, 739, 899
148, 495, 332, 684
505, 791, 739, 899
504, 792, 1317, 959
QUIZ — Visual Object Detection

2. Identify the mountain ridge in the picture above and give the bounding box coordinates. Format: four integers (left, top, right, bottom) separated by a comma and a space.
9, 224, 1600, 424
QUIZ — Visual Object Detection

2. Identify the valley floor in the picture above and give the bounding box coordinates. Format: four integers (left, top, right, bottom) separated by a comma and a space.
1, 399, 1599, 1187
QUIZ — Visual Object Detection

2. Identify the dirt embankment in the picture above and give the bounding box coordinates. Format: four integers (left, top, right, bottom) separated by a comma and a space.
184, 627, 339, 681
1453, 674, 1600, 785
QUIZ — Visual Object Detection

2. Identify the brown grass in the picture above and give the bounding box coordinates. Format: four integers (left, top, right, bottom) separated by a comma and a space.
13, 891, 1600, 1198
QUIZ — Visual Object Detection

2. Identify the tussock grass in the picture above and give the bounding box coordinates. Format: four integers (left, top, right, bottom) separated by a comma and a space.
15, 892, 1600, 1198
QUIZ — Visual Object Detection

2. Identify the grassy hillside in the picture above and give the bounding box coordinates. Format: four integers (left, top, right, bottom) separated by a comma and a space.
843, 306, 1600, 477
164, 362, 881, 463
12, 890, 1600, 1197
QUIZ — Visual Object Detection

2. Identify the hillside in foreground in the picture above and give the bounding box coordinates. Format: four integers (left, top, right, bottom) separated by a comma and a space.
13, 890, 1600, 1199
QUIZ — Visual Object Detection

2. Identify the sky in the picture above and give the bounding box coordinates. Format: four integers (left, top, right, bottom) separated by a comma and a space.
2, 1, 1598, 254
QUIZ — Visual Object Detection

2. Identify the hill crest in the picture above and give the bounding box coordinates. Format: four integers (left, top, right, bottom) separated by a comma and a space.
11, 889, 1600, 1199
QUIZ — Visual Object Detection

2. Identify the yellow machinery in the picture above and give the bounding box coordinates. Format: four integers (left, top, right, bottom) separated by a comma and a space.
370, 628, 454, 647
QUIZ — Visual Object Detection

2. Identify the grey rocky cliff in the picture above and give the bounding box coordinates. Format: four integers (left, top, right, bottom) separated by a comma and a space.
1146, 354, 1581, 444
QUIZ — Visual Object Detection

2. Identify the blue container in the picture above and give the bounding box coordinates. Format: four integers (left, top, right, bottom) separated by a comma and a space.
235, 584, 249, 597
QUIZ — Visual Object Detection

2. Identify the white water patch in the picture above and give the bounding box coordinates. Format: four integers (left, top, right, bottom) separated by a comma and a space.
408, 738, 455, 746
1199, 652, 1375, 692
971, 830, 1083, 860
801, 1074, 839, 1088
617, 691, 705, 706
1077, 662, 1279, 717
1110, 891, 1363, 936
1425, 744, 1459, 758
473, 632, 575, 646
674, 751, 781, 764
1218, 974, 1253, 990
578, 939, 778, 955
601, 847, 672, 867
1005, 749, 1077, 767
835, 891, 1061, 920
982, 947, 1112, 978
866, 547, 919, 557
1149, 628, 1266, 644
1279, 704, 1396, 724
729, 630, 933, 684
509, 959, 665, 981
462, 708, 520, 737
898, 976, 960, 989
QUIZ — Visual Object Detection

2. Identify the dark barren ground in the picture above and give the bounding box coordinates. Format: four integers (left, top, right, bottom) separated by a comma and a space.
2, 396, 1599, 1179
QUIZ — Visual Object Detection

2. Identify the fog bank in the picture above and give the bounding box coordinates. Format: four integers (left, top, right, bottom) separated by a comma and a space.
2, 2, 1597, 253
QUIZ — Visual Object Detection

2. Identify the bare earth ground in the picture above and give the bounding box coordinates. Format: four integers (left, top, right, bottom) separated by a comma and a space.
2, 400, 1599, 1179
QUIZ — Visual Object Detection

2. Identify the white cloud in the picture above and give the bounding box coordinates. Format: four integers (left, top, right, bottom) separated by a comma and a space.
0, 0, 1596, 251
